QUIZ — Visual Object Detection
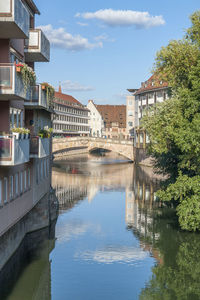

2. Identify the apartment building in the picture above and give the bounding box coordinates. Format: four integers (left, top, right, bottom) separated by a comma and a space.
0, 0, 52, 236
128, 75, 169, 148
52, 86, 90, 137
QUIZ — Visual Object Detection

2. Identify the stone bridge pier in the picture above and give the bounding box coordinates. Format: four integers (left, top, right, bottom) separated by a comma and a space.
52, 137, 134, 161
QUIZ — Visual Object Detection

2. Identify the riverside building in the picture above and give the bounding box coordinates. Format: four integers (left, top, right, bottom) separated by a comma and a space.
52, 86, 90, 137
128, 75, 169, 148
0, 0, 55, 265
87, 101, 127, 139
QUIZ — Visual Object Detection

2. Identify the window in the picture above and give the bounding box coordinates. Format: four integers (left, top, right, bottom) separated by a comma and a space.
128, 111, 133, 116
4, 178, 8, 203
10, 176, 14, 200
28, 169, 31, 188
15, 173, 19, 196
128, 122, 133, 127
20, 172, 23, 194
24, 170, 27, 191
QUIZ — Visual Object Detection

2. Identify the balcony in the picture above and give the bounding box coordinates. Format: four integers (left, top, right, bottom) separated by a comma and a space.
25, 29, 50, 62
0, 0, 30, 38
24, 84, 52, 110
0, 135, 30, 166
0, 64, 32, 100
30, 137, 50, 158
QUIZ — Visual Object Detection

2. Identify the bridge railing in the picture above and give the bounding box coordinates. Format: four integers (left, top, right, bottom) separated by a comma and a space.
53, 136, 134, 145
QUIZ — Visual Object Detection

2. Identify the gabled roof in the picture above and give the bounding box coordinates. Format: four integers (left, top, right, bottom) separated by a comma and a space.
135, 75, 168, 95
95, 105, 126, 128
54, 92, 89, 110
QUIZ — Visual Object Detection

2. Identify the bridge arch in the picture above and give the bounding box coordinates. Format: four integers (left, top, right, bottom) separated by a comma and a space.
52, 137, 134, 161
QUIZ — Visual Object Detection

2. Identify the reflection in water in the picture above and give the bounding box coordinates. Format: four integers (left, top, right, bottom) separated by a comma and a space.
3, 152, 200, 299
52, 153, 200, 300
0, 223, 56, 300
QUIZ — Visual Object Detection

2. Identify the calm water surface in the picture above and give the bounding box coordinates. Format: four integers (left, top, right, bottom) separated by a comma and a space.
2, 152, 200, 300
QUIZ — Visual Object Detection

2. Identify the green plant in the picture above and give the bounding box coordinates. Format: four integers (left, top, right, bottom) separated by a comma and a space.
18, 63, 36, 94
41, 82, 55, 108
38, 128, 53, 138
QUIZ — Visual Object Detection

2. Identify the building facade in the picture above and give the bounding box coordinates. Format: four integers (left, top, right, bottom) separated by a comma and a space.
126, 90, 138, 139
87, 102, 127, 139
0, 1, 52, 237
87, 100, 104, 137
128, 75, 169, 148
52, 87, 90, 137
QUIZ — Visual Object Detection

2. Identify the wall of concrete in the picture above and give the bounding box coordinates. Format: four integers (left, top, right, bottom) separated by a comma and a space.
0, 189, 58, 271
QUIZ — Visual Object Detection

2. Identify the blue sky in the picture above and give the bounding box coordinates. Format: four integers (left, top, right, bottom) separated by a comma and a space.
34, 0, 200, 105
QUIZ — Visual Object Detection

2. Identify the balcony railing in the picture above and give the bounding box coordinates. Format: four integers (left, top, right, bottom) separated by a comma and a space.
0, 0, 30, 38
24, 84, 52, 110
25, 29, 50, 62
0, 135, 30, 166
30, 136, 50, 158
0, 64, 32, 100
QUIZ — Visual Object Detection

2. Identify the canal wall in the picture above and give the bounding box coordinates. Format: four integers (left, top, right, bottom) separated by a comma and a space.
134, 148, 154, 167
0, 189, 58, 271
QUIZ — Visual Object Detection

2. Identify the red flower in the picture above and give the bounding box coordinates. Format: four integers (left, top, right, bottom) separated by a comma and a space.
15, 63, 24, 68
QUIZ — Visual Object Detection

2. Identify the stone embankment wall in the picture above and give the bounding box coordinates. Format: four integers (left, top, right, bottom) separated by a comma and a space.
0, 190, 58, 271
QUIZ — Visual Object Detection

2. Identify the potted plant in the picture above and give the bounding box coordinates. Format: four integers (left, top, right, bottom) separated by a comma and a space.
40, 82, 55, 108
11, 127, 21, 140
24, 128, 30, 139
15, 63, 24, 73
17, 63, 36, 94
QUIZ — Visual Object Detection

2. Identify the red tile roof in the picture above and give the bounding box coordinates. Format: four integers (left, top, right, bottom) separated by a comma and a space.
95, 105, 126, 128
135, 75, 168, 95
54, 92, 83, 107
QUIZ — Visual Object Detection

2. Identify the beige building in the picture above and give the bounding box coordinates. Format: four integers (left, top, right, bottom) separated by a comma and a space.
126, 90, 138, 139
128, 75, 169, 148
52, 87, 90, 137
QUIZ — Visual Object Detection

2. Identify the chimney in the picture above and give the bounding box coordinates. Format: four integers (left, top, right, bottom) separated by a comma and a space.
58, 82, 62, 93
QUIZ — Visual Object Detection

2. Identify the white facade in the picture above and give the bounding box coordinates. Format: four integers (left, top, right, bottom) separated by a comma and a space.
126, 95, 136, 139
87, 100, 104, 137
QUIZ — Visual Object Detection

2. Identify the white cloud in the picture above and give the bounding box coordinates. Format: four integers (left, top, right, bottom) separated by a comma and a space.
75, 246, 148, 264
94, 33, 115, 43
39, 24, 103, 51
62, 80, 95, 92
76, 9, 165, 28
77, 21, 89, 27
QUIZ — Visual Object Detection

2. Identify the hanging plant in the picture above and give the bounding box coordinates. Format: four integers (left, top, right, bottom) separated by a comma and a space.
41, 82, 55, 108
16, 63, 36, 94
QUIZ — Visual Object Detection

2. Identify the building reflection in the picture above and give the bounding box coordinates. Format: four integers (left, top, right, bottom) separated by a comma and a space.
52, 156, 134, 211
0, 222, 56, 300
125, 166, 163, 265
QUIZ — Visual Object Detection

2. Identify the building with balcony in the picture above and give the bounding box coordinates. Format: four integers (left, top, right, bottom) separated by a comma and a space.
0, 0, 53, 256
128, 75, 169, 148
52, 86, 90, 137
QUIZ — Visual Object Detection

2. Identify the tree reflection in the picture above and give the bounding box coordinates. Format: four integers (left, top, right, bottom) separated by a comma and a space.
138, 209, 200, 300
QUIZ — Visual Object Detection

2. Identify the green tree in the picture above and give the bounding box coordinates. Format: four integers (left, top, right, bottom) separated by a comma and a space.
141, 11, 200, 231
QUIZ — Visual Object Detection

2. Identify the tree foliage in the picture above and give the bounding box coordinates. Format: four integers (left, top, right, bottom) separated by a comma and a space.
141, 11, 200, 231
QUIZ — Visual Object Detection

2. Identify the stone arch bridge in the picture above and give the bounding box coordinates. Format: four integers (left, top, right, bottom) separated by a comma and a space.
52, 137, 134, 161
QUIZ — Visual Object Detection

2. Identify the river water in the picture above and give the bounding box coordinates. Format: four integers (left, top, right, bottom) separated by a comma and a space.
2, 152, 200, 300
